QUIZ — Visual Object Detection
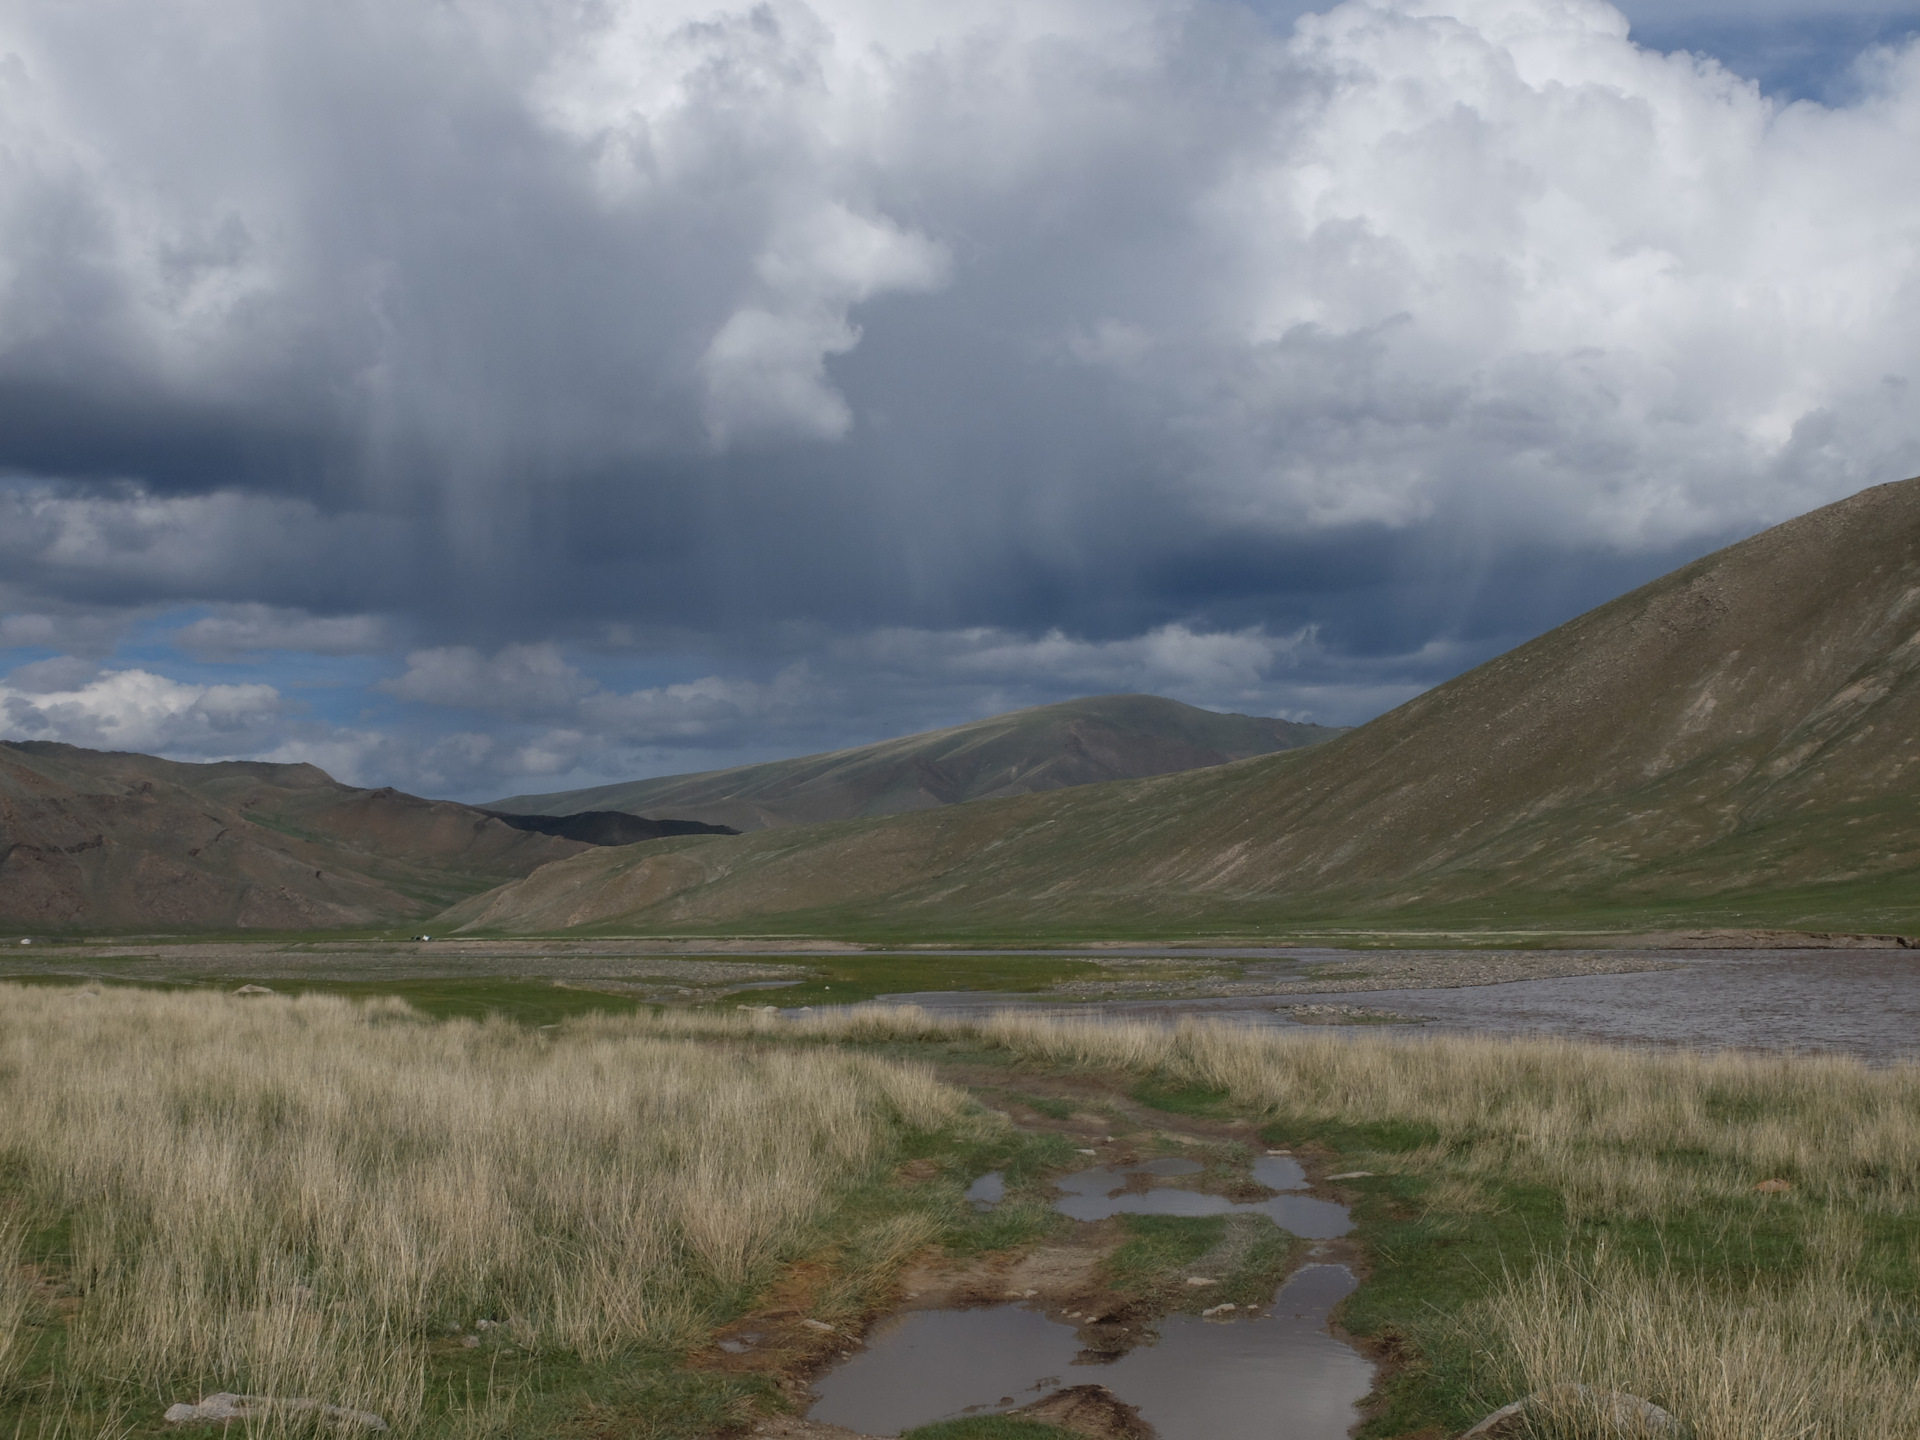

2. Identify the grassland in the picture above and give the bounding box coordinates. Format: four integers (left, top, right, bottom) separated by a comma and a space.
0, 985, 1052, 1440
1, 987, 1916, 1440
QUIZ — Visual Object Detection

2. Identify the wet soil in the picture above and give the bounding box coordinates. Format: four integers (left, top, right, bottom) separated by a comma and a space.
705, 1066, 1382, 1440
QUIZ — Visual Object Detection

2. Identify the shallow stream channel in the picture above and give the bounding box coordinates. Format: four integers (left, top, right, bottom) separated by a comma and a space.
805, 1155, 1374, 1439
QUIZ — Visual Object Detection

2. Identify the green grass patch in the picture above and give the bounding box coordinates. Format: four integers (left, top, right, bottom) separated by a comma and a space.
0, 974, 657, 1026
1106, 1214, 1225, 1289
902, 1419, 1082, 1440
1104, 1213, 1299, 1314
1129, 1078, 1233, 1118
1007, 1092, 1075, 1121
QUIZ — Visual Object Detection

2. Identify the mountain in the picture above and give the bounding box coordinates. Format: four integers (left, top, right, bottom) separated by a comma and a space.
487, 694, 1344, 831
0, 743, 592, 930
443, 475, 1920, 938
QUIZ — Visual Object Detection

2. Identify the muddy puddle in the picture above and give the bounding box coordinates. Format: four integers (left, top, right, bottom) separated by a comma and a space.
808, 1262, 1370, 1438
808, 1159, 1371, 1437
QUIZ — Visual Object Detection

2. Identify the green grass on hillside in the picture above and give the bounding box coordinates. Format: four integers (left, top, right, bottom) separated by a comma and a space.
556, 862, 1920, 946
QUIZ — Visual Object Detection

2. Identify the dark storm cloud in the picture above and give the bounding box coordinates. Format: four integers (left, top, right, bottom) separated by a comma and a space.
3, 0, 1920, 795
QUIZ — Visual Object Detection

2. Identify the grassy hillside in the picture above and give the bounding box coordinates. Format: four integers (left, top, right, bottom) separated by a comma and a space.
488, 693, 1343, 831
0, 744, 585, 930
444, 475, 1920, 938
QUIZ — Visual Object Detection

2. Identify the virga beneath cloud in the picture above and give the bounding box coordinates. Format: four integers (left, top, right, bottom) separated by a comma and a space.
1, 0, 1917, 794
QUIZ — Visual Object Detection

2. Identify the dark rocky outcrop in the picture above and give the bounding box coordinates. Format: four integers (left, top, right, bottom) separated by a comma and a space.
480, 809, 738, 846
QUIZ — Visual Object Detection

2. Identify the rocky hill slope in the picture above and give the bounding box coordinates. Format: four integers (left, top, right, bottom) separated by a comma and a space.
444, 475, 1920, 936
0, 744, 590, 930
487, 694, 1343, 832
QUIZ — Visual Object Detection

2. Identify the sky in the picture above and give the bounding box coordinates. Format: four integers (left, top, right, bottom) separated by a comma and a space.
2, 0, 1918, 802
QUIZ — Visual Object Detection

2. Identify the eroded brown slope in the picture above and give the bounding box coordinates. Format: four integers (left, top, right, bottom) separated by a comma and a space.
0, 744, 587, 930
444, 475, 1920, 934
488, 694, 1342, 831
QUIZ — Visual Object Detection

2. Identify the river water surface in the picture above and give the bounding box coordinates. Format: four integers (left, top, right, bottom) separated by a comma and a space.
872, 948, 1920, 1061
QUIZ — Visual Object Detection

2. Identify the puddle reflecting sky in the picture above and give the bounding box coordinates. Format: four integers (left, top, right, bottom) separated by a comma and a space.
1053, 1160, 1351, 1239
964, 1171, 1005, 1209
1100, 1264, 1373, 1440
808, 1264, 1372, 1439
808, 1305, 1082, 1434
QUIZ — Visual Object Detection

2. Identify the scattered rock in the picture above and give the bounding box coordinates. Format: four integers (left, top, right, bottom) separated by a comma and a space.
231, 984, 274, 995
1265, 1149, 1292, 1156
1325, 1171, 1375, 1180
163, 1394, 387, 1430
1755, 1178, 1792, 1194
1183, 1276, 1217, 1287
1460, 1384, 1675, 1438
1200, 1302, 1236, 1317
802, 1318, 836, 1332
1009, 1383, 1156, 1440
460, 1335, 479, 1348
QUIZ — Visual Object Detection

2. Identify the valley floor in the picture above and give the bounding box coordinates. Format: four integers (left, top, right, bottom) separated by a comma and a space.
0, 983, 1916, 1440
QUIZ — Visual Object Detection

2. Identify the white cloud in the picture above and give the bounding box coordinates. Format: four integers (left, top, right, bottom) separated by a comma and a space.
0, 663, 287, 755
888, 623, 1312, 697
839, 621, 1462, 721
0, 603, 133, 657
700, 204, 951, 445
1139, 0, 1920, 544
378, 644, 824, 743
2, 0, 1917, 566
172, 605, 391, 661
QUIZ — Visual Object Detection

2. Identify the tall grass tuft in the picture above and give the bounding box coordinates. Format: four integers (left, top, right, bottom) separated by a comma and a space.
0, 1218, 33, 1398
0, 986, 965, 1432
1465, 1243, 1920, 1439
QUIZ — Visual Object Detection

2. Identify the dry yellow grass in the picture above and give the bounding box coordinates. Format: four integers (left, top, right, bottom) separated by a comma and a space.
640, 1006, 1920, 1438
695, 1006, 1920, 1212
0, 1219, 32, 1398
0, 985, 964, 1433
5, 989, 1916, 1439
1470, 1242, 1920, 1440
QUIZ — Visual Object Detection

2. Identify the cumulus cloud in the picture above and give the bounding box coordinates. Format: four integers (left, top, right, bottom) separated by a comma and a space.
0, 663, 287, 755
698, 205, 951, 445
2, 0, 1919, 791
